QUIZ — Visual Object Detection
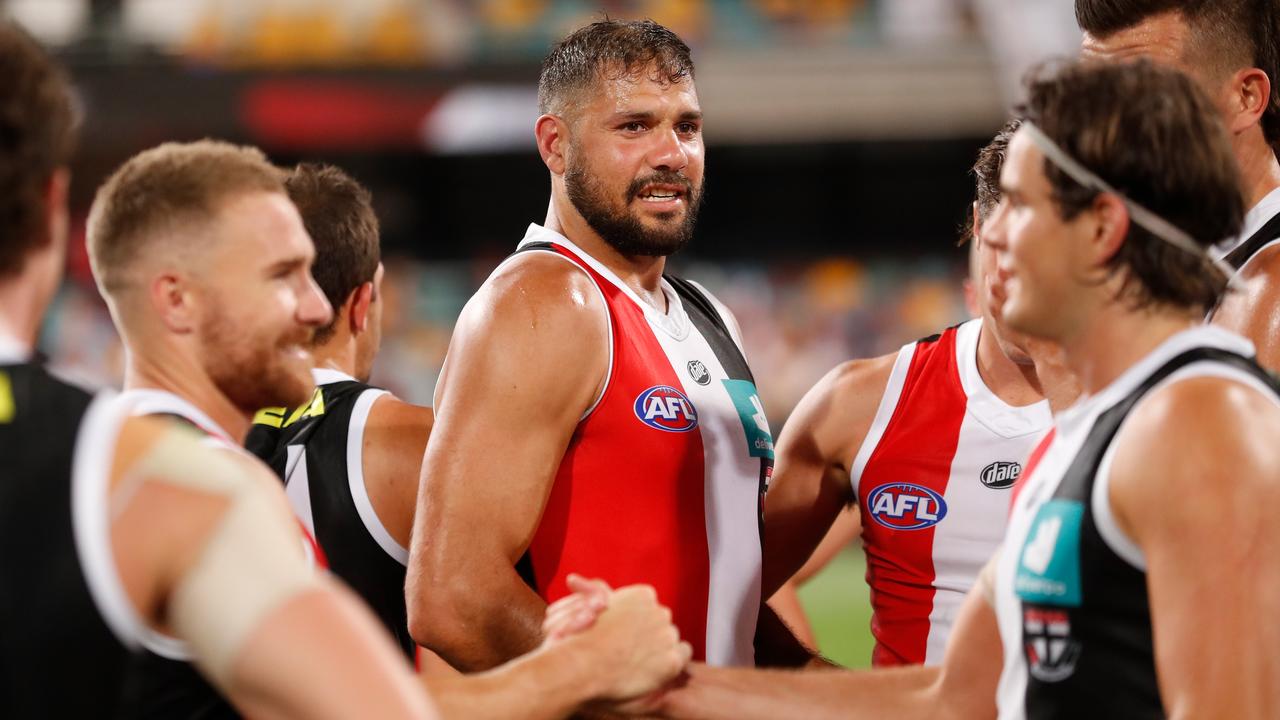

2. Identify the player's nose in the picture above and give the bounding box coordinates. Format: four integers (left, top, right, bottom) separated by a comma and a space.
299, 275, 333, 327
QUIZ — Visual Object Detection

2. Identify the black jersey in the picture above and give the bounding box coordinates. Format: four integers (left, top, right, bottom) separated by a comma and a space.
1223, 208, 1280, 272
245, 369, 415, 660
995, 328, 1280, 719
0, 360, 137, 716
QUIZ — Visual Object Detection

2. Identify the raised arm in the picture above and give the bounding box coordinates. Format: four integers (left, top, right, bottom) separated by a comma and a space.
110, 415, 435, 719
405, 254, 608, 670
1107, 376, 1280, 719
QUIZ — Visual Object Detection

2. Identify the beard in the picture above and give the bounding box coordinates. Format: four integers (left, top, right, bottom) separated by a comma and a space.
565, 158, 702, 258
199, 306, 315, 412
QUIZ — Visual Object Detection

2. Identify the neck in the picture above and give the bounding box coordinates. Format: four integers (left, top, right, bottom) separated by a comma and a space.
1058, 301, 1199, 396
124, 340, 249, 442
545, 195, 668, 310
975, 321, 1046, 407
0, 277, 44, 350
309, 337, 358, 379
1238, 135, 1280, 210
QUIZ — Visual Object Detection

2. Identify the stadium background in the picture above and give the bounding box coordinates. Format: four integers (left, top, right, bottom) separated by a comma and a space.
8, 0, 1080, 668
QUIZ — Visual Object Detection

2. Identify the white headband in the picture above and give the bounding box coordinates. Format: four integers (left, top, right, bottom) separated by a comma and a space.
1020, 120, 1237, 286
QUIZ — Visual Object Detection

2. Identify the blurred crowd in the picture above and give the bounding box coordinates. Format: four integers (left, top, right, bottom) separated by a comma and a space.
45, 251, 968, 427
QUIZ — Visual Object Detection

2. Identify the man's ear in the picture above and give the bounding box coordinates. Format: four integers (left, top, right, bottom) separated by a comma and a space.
348, 281, 374, 334
1225, 67, 1271, 135
1089, 193, 1131, 267
149, 272, 198, 334
535, 114, 569, 176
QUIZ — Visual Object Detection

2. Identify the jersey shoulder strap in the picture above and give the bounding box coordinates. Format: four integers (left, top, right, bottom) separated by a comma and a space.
1225, 210, 1280, 270
1060, 347, 1279, 495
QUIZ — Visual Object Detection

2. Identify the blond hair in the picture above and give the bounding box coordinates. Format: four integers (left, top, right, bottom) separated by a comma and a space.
87, 139, 286, 294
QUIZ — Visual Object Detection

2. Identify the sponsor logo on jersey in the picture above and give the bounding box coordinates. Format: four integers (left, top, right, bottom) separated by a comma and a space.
980, 460, 1021, 489
1022, 607, 1081, 682
633, 385, 699, 432
687, 360, 711, 385
1015, 499, 1083, 607
0, 370, 12, 424
866, 483, 948, 530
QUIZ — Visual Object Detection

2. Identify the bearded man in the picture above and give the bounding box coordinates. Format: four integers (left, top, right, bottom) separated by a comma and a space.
407, 19, 798, 678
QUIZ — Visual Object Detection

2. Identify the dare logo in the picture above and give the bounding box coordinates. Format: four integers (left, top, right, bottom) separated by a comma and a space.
866, 483, 948, 530
633, 385, 699, 432
980, 461, 1022, 489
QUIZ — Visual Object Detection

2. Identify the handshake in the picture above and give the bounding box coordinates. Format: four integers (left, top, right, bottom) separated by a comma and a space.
539, 575, 694, 713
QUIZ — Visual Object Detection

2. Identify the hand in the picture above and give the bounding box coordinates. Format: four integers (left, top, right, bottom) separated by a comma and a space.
542, 574, 611, 642
578, 584, 692, 702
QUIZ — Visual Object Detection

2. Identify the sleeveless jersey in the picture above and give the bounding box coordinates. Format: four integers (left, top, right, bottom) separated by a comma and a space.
245, 368, 414, 661
994, 326, 1279, 720
115, 389, 244, 719
1, 348, 144, 716
852, 319, 1051, 666
503, 224, 773, 666
1222, 189, 1280, 273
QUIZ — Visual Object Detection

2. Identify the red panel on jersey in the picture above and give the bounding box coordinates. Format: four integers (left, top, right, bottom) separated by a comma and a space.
525, 244, 712, 661
858, 328, 967, 666
1010, 429, 1055, 513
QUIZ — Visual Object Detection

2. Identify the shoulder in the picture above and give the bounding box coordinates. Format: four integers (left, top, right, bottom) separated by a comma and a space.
458, 250, 608, 342
365, 394, 433, 449
785, 353, 899, 444
1111, 373, 1280, 512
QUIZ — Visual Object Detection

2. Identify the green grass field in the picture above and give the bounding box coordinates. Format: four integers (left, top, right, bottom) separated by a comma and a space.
796, 547, 875, 668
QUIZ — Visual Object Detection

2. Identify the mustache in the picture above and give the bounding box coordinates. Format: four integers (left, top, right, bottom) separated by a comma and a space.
627, 171, 695, 200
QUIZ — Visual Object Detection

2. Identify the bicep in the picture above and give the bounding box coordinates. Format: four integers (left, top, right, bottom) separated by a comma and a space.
413, 273, 608, 567
1111, 381, 1280, 717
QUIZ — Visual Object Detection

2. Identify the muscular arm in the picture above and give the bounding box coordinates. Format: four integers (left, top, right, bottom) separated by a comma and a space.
661, 571, 1003, 720
1212, 246, 1280, 371
110, 416, 434, 719
762, 356, 892, 598
1108, 377, 1280, 719
362, 395, 434, 549
406, 254, 608, 670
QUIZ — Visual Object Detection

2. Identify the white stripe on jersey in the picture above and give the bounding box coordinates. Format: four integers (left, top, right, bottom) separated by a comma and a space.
924, 321, 1050, 664
994, 325, 1263, 720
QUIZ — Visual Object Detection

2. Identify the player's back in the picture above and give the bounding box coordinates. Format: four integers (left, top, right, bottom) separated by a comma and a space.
246, 369, 415, 660
855, 319, 1051, 666
0, 360, 134, 715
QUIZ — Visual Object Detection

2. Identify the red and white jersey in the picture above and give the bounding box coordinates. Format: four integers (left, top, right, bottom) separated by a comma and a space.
503, 224, 773, 667
851, 319, 1051, 666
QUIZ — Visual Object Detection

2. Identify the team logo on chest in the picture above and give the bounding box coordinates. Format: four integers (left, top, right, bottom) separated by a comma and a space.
980, 461, 1021, 489
633, 385, 699, 432
687, 360, 712, 385
866, 482, 948, 530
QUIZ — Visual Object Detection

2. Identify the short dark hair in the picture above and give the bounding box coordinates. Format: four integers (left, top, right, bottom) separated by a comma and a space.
538, 19, 694, 116
961, 118, 1022, 245
1019, 59, 1243, 312
1075, 0, 1280, 153
285, 163, 380, 345
0, 22, 77, 277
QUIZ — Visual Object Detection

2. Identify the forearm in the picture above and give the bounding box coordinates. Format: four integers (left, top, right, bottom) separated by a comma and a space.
753, 602, 819, 668
429, 636, 605, 720
661, 663, 939, 720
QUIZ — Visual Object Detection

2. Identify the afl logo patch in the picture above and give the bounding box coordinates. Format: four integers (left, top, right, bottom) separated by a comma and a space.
867, 483, 948, 530
634, 385, 699, 432
687, 360, 711, 385
980, 461, 1021, 489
